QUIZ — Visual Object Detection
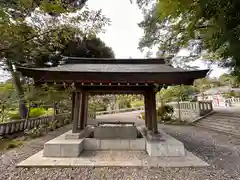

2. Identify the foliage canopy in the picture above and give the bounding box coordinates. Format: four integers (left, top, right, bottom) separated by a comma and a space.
137, 0, 240, 76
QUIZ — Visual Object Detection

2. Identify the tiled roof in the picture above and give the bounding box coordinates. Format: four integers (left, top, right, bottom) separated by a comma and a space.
33, 63, 186, 73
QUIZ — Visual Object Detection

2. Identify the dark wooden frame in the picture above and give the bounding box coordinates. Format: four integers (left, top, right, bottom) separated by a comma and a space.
16, 58, 208, 135
71, 85, 159, 134
18, 68, 209, 85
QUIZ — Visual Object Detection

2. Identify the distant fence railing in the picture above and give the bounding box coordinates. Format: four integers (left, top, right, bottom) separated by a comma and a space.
166, 101, 213, 122
96, 106, 144, 115
226, 97, 240, 106
0, 107, 144, 136
0, 112, 96, 136
0, 102, 214, 136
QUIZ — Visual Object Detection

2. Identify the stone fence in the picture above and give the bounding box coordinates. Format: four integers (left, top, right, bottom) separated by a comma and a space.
0, 102, 214, 136
227, 97, 240, 106
0, 112, 96, 136
166, 101, 213, 122
0, 106, 144, 136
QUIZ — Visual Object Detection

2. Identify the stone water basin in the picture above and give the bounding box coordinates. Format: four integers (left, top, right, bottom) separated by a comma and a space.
93, 122, 139, 139
84, 122, 145, 150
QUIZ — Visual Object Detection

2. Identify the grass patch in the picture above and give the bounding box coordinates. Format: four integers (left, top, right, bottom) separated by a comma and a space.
7, 108, 54, 120
140, 112, 192, 125
131, 100, 144, 107
0, 138, 24, 151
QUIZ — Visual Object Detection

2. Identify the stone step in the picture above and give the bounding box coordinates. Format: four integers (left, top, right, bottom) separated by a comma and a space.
196, 113, 240, 138
205, 116, 240, 121
201, 119, 239, 124
197, 122, 239, 132
197, 124, 240, 137
196, 111, 240, 137
212, 114, 240, 118
43, 132, 85, 157
84, 138, 146, 150
196, 121, 240, 133
200, 119, 240, 126
197, 119, 240, 127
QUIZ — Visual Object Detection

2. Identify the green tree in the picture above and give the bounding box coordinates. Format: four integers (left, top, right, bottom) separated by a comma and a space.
0, 1, 109, 118
218, 73, 240, 87
158, 85, 199, 102
62, 36, 115, 58
194, 77, 220, 92
137, 0, 240, 75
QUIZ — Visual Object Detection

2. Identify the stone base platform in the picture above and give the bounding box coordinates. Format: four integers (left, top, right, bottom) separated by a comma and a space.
43, 129, 146, 157
43, 131, 84, 157
17, 150, 209, 168
18, 126, 208, 168
145, 131, 186, 157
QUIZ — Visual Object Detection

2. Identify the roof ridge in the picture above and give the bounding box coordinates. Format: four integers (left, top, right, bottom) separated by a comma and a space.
61, 57, 167, 64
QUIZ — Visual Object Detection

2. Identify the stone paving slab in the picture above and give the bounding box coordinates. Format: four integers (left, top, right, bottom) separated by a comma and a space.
17, 150, 209, 168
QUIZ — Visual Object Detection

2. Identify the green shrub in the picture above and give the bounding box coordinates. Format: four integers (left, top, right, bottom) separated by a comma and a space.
140, 112, 145, 120
8, 107, 47, 119
131, 100, 144, 107
64, 119, 70, 125
29, 108, 46, 118
6, 140, 23, 149
48, 120, 58, 131
157, 105, 174, 121
89, 103, 106, 112
7, 110, 20, 119
44, 108, 54, 116
141, 105, 191, 125
24, 127, 44, 138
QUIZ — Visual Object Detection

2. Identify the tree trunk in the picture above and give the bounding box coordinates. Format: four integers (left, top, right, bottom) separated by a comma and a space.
6, 59, 28, 119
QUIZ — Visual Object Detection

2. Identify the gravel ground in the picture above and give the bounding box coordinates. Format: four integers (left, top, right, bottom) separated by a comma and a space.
0, 124, 240, 180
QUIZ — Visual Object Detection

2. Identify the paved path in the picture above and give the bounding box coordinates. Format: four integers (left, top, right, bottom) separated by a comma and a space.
0, 111, 240, 180
214, 106, 240, 115
88, 110, 144, 125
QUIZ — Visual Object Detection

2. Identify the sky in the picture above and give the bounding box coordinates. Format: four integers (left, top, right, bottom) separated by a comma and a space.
87, 0, 229, 78
0, 0, 229, 82
87, 0, 145, 58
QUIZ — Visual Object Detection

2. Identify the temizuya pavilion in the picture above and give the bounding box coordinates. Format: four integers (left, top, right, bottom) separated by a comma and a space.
17, 57, 210, 168
18, 57, 208, 136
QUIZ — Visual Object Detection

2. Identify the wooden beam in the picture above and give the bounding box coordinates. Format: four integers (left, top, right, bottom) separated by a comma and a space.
26, 69, 208, 85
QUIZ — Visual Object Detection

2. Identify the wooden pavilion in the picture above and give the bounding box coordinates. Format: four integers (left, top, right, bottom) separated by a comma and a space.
17, 57, 209, 136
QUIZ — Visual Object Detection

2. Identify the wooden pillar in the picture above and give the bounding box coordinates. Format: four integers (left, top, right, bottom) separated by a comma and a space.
79, 90, 88, 130
144, 90, 152, 131
149, 89, 158, 134
83, 93, 89, 127
71, 91, 75, 123
144, 88, 158, 134
72, 91, 81, 133
144, 93, 149, 129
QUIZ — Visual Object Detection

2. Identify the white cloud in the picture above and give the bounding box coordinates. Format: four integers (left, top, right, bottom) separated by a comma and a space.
87, 0, 144, 58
